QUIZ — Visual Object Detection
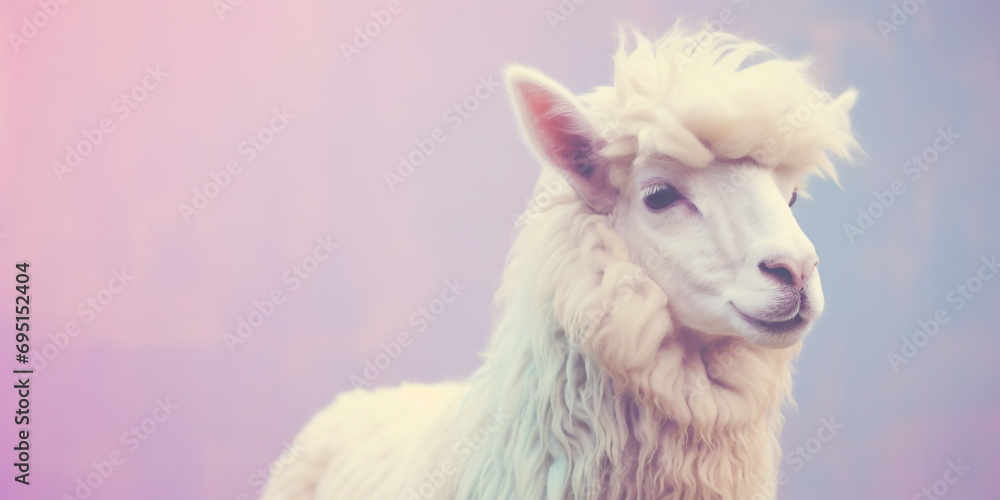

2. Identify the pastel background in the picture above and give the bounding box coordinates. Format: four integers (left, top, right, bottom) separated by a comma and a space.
1, 1, 998, 499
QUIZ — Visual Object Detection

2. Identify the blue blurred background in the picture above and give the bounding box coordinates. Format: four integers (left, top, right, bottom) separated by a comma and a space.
1, 1, 997, 498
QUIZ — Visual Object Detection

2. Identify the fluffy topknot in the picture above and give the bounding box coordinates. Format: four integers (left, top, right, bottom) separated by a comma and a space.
583, 25, 859, 184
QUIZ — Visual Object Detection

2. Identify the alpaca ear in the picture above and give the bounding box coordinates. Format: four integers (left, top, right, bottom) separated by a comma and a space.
505, 65, 616, 213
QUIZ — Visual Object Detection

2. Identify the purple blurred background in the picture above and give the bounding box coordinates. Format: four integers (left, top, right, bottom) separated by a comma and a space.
1, 1, 998, 499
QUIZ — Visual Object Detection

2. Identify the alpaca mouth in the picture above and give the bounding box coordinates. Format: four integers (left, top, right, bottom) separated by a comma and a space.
741, 312, 806, 333
731, 304, 809, 336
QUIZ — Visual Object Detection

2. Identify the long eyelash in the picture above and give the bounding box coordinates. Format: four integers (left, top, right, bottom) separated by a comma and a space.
640, 184, 668, 199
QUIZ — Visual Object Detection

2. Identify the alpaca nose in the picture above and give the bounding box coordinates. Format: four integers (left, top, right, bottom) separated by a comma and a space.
758, 257, 817, 290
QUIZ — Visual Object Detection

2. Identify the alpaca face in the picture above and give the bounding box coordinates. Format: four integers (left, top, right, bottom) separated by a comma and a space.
613, 156, 823, 348
507, 66, 833, 349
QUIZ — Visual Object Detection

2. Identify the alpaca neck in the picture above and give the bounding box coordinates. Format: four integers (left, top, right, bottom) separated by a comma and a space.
448, 180, 798, 499
454, 322, 795, 500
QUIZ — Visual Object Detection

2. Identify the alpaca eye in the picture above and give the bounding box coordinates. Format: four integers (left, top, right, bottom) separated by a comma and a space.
642, 184, 682, 211
788, 191, 798, 207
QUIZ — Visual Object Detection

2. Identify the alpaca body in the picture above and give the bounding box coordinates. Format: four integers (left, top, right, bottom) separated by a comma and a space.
262, 25, 858, 500
262, 382, 467, 499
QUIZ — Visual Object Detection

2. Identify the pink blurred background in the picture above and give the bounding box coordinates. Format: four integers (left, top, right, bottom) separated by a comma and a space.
1, 1, 998, 499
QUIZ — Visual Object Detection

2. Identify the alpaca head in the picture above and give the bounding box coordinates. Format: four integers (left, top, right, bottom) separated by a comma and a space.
507, 27, 858, 349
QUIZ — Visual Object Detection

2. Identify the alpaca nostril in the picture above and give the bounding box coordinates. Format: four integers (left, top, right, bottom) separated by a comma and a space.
759, 260, 801, 289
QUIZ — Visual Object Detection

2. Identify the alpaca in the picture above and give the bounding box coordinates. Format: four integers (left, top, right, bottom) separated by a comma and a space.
261, 25, 858, 500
